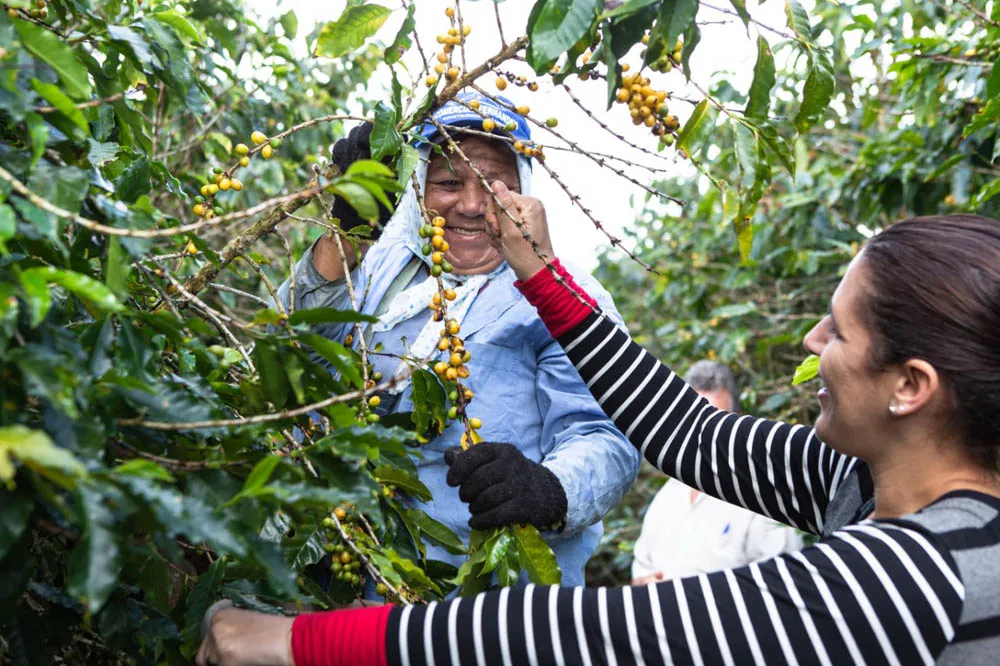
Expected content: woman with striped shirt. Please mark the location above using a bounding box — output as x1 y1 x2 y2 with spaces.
197 190 1000 666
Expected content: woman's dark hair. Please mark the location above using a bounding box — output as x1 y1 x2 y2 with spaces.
862 214 1000 469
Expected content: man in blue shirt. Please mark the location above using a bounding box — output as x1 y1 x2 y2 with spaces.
276 92 638 586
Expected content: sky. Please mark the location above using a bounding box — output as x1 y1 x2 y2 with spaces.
249 0 790 270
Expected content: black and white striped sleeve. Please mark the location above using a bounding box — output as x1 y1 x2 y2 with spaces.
385 521 965 666
556 312 858 534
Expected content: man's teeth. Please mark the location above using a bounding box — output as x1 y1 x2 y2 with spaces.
451 228 484 237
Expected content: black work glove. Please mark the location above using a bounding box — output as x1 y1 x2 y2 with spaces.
329 122 393 237
444 442 568 531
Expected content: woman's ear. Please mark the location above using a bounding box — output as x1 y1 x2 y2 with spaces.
889 358 940 417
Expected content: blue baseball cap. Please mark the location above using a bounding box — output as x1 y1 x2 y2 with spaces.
414 90 532 148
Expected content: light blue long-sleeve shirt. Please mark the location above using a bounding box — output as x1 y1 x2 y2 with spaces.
276 227 639 586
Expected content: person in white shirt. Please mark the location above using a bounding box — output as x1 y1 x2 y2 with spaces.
630 360 803 585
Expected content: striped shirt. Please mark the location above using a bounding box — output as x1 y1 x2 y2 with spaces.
376 311 1000 666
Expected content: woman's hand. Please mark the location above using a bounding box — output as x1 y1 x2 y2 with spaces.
196 603 296 666
485 180 555 281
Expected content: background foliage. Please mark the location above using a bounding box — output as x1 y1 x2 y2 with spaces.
587 0 1000 585
0 0 998 661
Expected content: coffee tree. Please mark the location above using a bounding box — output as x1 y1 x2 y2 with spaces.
0 0 933 661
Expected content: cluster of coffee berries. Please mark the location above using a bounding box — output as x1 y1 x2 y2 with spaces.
426 7 472 87
641 35 684 73
419 215 455 276
9 0 48 19
420 213 483 448
495 71 541 92
614 73 680 146
512 139 545 160
191 129 278 219
321 508 366 588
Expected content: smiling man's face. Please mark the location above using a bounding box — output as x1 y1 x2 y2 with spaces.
424 136 521 275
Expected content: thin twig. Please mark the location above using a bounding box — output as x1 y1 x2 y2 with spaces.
114 441 242 471
493 0 507 49
700 0 796 41
911 52 993 67
33 84 147 114
0 163 323 238
243 254 285 316
163 274 255 369
325 211 371 409
470 83 686 206
275 230 296 316
952 0 1000 28
560 85 676 164
207 283 272 308
116 371 411 430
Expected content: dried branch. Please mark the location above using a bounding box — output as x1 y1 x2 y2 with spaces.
33 84 146 114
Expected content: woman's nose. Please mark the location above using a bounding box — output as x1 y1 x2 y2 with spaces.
803 317 829 355
455 182 488 217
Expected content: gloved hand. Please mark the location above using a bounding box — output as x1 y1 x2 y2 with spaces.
444 442 568 531
329 122 393 236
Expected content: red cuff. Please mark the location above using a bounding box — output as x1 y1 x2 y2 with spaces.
514 258 598 339
291 605 391 666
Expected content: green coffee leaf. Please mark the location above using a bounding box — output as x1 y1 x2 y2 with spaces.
526 0 600 74
512 524 561 585
66 486 121 614
792 354 820 385
745 36 775 121
313 4 392 59
15 21 91 100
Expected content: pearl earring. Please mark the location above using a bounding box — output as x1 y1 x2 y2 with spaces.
889 405 899 415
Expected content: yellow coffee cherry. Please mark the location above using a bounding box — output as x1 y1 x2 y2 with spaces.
450 352 463 367
469 100 480 110
513 140 524 153
445 367 458 381
446 66 460 80
432 292 442 305
445 7 455 17
261 144 274 159
436 34 446 44
528 81 539 92
447 319 460 335
231 179 243 191
219 178 232 191
437 338 451 351
193 203 206 216
431 251 444 264
432 216 447 227
207 184 219 195
239 156 250 167
434 63 445 74
444 289 456 301
482 118 496 132
432 235 445 249
436 52 448 63
447 27 458 37
426 75 438 86
469 417 482 430
439 241 450 252
369 395 381 408
434 361 449 376
432 227 445 237
462 25 471 36
205 210 215 220
235 143 250 156
515 105 530 115
251 130 267 145
185 241 198 255
457 365 470 379
344 333 354 346
495 77 507 91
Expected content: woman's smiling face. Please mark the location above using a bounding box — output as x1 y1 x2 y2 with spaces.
424 136 520 276
803 253 900 457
